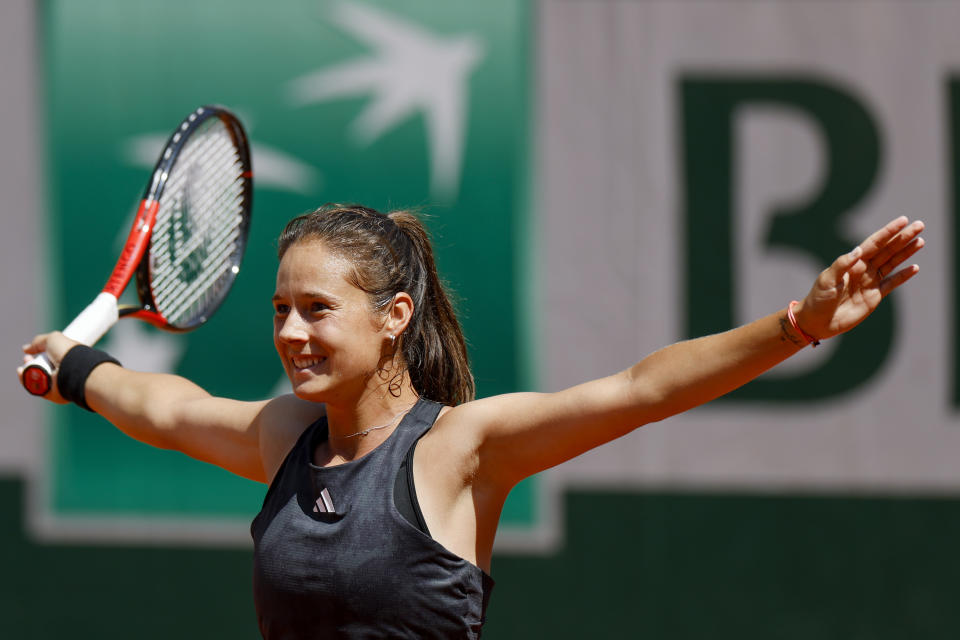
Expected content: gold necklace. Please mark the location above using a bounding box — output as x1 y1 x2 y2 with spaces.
331 403 416 440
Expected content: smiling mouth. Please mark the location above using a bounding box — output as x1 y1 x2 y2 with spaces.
291 356 326 371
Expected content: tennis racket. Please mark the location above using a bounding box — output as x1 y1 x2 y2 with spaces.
22 105 253 396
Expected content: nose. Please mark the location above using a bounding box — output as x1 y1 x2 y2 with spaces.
276 310 309 345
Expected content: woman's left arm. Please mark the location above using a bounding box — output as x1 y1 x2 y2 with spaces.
453 217 925 490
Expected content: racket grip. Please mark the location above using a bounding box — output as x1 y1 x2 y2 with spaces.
61 292 121 345
21 292 120 396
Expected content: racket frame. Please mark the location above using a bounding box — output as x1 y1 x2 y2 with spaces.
21 105 252 396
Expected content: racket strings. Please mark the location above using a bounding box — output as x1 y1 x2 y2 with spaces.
156 205 244 325
152 145 243 280
149 119 248 327
165 136 244 231
154 147 244 273
152 184 244 321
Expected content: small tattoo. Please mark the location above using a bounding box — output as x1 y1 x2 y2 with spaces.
779 317 805 346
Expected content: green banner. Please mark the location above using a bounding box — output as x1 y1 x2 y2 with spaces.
42 0 535 539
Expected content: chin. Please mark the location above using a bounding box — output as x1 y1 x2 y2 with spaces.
290 380 329 402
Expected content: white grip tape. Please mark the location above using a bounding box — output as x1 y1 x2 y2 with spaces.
61 292 120 345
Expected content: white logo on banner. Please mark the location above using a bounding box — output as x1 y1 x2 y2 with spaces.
288 1 485 201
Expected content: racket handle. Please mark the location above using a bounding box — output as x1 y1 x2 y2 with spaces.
21 292 120 396
62 292 121 345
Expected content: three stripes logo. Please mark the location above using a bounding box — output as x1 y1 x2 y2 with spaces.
313 488 336 514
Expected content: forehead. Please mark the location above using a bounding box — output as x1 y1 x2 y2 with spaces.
275 239 356 293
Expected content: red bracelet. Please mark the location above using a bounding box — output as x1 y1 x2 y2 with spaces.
787 300 820 347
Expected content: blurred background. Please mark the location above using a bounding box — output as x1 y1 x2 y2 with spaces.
3 0 960 637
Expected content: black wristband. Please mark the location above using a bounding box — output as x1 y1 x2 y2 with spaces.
57 345 121 412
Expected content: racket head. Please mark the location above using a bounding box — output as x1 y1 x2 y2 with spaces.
130 105 253 331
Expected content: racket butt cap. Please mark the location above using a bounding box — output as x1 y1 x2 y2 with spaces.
22 363 52 396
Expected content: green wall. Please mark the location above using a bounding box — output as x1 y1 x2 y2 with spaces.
4 476 960 638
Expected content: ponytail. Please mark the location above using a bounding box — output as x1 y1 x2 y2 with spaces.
388 211 475 405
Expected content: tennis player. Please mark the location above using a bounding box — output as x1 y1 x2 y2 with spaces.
20 204 924 638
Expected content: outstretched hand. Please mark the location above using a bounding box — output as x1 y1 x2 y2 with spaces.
792 216 925 342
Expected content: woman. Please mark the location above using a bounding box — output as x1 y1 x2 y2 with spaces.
20 204 924 638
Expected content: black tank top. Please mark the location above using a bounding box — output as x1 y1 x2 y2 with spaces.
251 398 494 638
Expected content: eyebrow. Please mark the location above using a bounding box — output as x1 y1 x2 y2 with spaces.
272 291 337 302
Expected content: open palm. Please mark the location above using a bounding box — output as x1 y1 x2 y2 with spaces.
795 216 925 341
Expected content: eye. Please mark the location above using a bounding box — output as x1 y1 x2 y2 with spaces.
273 302 290 315
310 302 329 314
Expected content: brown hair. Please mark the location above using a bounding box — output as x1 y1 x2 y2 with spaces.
277 204 475 405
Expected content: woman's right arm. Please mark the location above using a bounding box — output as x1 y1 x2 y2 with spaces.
20 331 322 484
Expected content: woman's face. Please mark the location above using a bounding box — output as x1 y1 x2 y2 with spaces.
273 239 389 402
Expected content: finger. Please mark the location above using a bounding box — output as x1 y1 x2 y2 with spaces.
856 216 912 261
877 236 925 280
22 334 50 356
868 220 925 270
880 263 920 297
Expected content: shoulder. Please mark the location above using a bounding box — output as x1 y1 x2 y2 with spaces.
415 395 534 482
424 399 484 445
419 382 637 489
424 393 541 443
428 392 545 438
257 394 326 485
412 396 540 530
414 402 475 474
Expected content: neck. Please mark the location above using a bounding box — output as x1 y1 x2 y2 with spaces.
323 375 420 461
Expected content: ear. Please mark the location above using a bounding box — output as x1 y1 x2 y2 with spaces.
383 291 414 340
